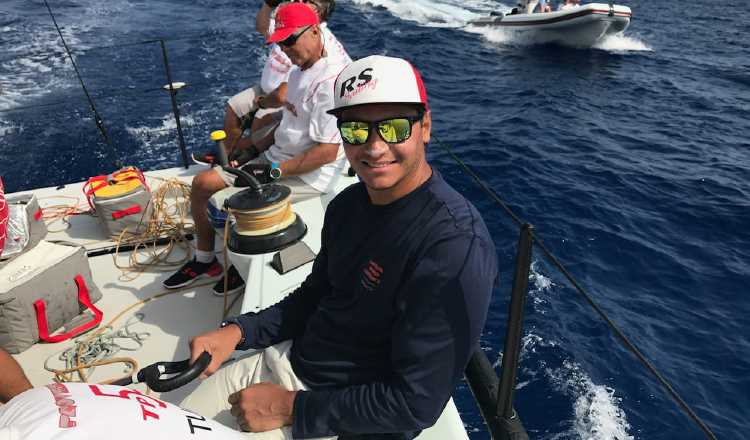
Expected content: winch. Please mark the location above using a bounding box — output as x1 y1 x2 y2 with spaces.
221 167 307 255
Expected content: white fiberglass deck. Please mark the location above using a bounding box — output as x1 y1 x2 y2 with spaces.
6 164 468 439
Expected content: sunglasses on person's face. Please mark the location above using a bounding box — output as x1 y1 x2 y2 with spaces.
279 26 312 48
338 114 424 145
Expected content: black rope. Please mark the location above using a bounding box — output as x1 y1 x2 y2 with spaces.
42 0 121 168
433 135 719 440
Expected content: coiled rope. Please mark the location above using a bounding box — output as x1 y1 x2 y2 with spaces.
433 135 718 440
112 178 193 281
230 201 294 235
44 280 217 385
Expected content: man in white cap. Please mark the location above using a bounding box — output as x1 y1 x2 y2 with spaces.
180 55 497 439
163 2 349 297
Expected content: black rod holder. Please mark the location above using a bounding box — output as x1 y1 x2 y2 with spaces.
496 224 534 427
159 39 189 169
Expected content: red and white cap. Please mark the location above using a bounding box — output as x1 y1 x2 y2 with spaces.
328 55 429 115
267 2 320 44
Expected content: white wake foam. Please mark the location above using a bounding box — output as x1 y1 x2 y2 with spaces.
349 0 501 27
547 359 634 440
528 261 556 314
126 112 198 154
0 23 90 111
594 34 653 52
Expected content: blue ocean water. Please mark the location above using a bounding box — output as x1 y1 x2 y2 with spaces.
1 0 748 439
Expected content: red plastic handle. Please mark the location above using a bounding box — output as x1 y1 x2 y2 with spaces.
34 275 103 343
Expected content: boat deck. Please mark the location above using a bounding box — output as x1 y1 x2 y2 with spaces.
10 165 231 404
5 165 468 438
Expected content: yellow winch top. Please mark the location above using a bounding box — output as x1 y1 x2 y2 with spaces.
210 130 227 142
94 168 145 198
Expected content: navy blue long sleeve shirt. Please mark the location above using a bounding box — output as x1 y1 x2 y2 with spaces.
233 170 497 439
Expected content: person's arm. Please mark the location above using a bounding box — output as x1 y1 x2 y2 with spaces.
292 232 498 437
255 82 288 111
279 142 340 176
0 348 32 403
277 80 342 176
256 2 275 36
190 209 333 375
232 209 333 350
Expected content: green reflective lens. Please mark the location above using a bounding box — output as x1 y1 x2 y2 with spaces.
339 115 420 145
378 118 411 143
340 121 370 145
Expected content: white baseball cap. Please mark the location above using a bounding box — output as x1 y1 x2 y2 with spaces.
328 55 429 115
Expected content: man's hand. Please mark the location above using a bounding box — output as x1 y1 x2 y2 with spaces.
228 146 259 167
229 383 297 432
189 324 243 378
239 163 281 185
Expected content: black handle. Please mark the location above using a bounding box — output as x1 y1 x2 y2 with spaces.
222 166 262 190
136 351 212 392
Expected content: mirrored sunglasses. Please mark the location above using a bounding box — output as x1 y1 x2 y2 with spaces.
338 114 423 145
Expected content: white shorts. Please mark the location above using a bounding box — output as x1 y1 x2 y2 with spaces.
228 85 283 120
180 341 336 439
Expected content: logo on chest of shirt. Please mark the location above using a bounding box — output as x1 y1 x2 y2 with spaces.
360 259 384 292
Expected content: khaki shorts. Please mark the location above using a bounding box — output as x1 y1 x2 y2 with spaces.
180 341 336 439
228 85 283 120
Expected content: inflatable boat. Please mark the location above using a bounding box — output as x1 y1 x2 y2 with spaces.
470 2 632 47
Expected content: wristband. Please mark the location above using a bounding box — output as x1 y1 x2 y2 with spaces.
220 318 246 349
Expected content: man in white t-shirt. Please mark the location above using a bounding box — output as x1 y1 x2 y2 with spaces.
208 0 349 162
163 2 350 296
0 383 248 440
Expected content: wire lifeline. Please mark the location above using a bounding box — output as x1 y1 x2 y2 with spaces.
432 135 719 440
42 0 121 169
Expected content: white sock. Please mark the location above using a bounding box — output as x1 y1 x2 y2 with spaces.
194 249 215 264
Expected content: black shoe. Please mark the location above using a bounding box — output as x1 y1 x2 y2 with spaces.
163 258 223 289
212 265 245 296
192 151 219 167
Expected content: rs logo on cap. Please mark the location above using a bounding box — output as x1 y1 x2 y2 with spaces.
340 68 374 98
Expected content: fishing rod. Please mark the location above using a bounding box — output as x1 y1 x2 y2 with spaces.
42 0 122 169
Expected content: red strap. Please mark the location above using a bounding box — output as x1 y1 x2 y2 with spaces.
0 177 7 258
83 176 108 211
34 275 103 343
111 204 142 220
